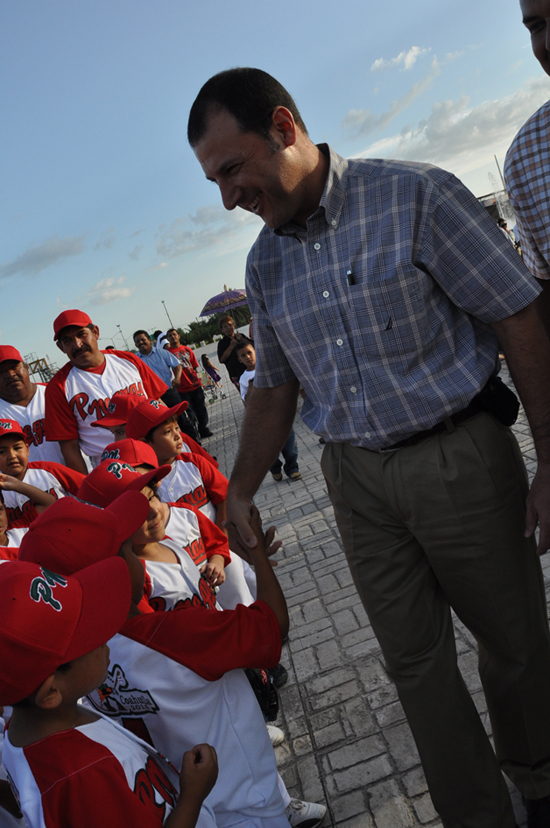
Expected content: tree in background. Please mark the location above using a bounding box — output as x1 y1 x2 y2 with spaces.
176 306 251 347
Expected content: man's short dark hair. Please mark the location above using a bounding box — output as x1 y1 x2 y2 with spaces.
235 340 254 355
167 328 178 336
133 330 150 341
188 68 307 146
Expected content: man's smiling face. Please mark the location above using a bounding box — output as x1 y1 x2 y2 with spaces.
521 0 550 75
194 107 307 230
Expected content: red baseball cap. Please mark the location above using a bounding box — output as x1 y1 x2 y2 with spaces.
53 309 93 341
126 398 188 440
18 491 151 574
0 558 131 705
91 392 144 430
0 419 30 443
100 438 159 468
0 346 23 367
77 459 171 508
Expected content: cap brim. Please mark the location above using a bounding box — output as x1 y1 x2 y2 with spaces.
125 464 171 494
105 491 151 540
91 416 126 429
65 558 131 663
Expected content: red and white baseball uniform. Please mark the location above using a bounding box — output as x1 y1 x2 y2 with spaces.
0 528 28 558
85 602 287 828
180 436 219 468
44 351 167 464
3 712 216 828
158 454 227 523
2 463 85 527
143 536 224 613
0 386 64 466
167 345 201 394
164 503 254 610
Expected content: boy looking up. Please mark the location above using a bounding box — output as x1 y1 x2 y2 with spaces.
0 554 219 828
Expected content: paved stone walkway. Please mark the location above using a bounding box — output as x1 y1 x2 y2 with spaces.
200 356 546 828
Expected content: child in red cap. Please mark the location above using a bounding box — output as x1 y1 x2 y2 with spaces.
0 550 218 828
18 497 326 828
0 419 84 527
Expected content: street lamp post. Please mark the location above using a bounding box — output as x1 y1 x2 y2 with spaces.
117 325 130 351
161 300 174 329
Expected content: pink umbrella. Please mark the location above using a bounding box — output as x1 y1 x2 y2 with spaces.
199 285 248 317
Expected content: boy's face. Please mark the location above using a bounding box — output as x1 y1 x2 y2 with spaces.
118 538 146 605
237 344 256 371
108 424 127 441
149 416 183 464
167 330 180 347
0 435 29 479
0 501 8 538
130 486 166 547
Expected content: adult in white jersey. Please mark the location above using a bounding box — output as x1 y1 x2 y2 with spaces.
45 310 167 472
0 347 64 465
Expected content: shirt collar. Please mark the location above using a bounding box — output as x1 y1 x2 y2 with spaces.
274 144 349 237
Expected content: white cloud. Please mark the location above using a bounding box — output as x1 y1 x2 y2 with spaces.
146 262 169 272
353 75 550 180
0 235 85 279
343 57 441 138
85 276 134 306
371 46 430 72
94 227 116 251
156 204 262 260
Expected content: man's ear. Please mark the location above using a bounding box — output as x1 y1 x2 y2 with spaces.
92 325 101 340
271 107 297 148
56 341 64 353
35 674 63 710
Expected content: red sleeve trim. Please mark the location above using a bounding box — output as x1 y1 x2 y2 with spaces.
44 364 79 442
176 455 228 505
28 462 85 495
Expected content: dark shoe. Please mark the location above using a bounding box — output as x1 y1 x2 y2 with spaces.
200 429 214 438
524 794 550 827
267 663 288 689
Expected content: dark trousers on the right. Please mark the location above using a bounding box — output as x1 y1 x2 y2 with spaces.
179 386 210 437
322 413 550 828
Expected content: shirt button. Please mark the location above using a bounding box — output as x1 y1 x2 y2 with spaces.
331 219 337 226
350 386 357 394
322 290 330 298
364 431 371 438
313 243 321 251
336 338 343 346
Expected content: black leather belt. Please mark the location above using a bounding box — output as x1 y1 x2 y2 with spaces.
373 394 484 453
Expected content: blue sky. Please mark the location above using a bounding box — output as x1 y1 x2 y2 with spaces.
2 0 550 366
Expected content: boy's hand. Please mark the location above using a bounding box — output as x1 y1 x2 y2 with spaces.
180 744 218 803
264 525 282 568
200 555 226 586
0 473 22 492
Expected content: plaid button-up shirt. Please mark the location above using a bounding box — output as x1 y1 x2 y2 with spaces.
505 99 550 280
246 146 540 449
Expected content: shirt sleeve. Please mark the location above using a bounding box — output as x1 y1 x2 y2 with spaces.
32 462 86 495
194 507 231 564
162 350 180 369
122 600 282 680
44 369 79 442
181 455 228 505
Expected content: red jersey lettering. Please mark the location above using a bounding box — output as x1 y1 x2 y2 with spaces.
175 485 208 510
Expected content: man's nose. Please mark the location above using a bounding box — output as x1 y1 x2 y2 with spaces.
219 182 240 212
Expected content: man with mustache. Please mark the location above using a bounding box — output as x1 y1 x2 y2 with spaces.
0 345 65 464
45 310 167 473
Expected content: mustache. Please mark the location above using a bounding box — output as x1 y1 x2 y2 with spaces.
72 345 91 358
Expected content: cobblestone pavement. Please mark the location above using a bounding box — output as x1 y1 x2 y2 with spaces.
201 357 545 828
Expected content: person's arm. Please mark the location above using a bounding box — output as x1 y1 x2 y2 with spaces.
59 439 88 474
219 334 245 364
534 278 550 340
247 506 289 638
164 744 218 828
491 301 550 554
226 378 300 558
0 473 56 513
200 554 226 586
214 500 227 534
172 364 183 387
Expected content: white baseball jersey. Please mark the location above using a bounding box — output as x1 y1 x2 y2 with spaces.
0 528 28 557
0 717 26 827
44 351 167 463
143 537 222 613
86 603 285 827
3 711 216 828
163 503 254 611
2 463 84 527
0 386 64 465
158 454 228 523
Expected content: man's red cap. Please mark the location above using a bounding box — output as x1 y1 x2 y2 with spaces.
0 419 30 443
53 309 93 341
0 346 23 367
18 491 151 574
91 392 144 430
0 558 131 705
100 438 159 468
126 398 188 440
77 459 171 508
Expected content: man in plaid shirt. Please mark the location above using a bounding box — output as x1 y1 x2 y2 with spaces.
505 0 550 336
189 68 550 827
